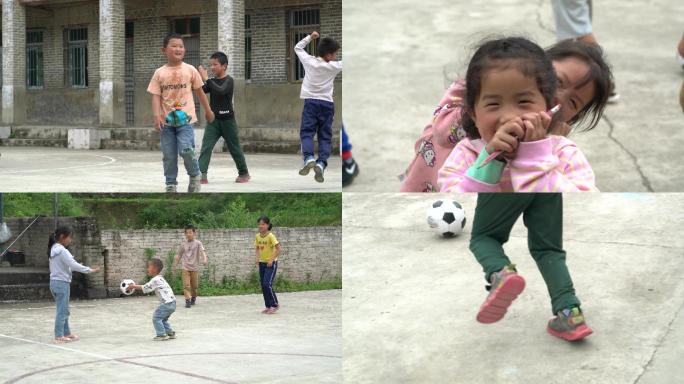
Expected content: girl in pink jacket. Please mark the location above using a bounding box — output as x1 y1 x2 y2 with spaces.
438 37 596 192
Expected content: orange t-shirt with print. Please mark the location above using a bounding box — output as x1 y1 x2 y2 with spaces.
147 62 204 125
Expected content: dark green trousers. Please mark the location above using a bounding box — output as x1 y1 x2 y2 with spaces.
469 193 580 314
198 118 249 176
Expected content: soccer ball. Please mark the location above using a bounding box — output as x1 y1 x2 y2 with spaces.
120 279 135 295
427 199 466 237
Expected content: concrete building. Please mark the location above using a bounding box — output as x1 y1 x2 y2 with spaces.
0 0 342 151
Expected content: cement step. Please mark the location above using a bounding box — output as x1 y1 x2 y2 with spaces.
11 126 68 139
0 267 50 285
0 283 53 301
0 138 67 147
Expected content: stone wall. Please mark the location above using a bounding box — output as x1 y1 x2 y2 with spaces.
1 216 106 298
101 226 341 296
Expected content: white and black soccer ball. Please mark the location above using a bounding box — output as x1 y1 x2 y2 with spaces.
427 199 466 237
120 279 135 295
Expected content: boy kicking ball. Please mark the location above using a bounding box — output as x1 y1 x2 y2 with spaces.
295 31 342 183
126 258 177 341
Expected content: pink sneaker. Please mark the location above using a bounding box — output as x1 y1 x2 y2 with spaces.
261 308 270 314
65 334 80 341
54 336 72 344
476 265 526 324
265 308 277 314
235 174 251 183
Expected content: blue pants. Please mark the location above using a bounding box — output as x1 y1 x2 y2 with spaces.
50 280 71 338
259 261 279 308
300 99 334 168
342 125 352 153
160 124 200 185
152 301 176 337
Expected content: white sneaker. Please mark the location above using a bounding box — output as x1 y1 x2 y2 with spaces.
188 175 201 193
299 158 316 176
314 163 325 183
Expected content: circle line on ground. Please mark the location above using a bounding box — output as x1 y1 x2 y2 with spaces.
1 154 117 174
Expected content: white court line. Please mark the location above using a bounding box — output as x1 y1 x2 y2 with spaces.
1 154 117 174
0 333 111 360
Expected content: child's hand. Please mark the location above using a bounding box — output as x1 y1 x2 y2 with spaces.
91 266 101 273
485 118 525 157
205 110 215 123
267 261 273 267
198 65 209 81
520 111 551 142
153 115 164 132
311 31 320 39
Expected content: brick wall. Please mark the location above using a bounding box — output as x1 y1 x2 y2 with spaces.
101 226 341 296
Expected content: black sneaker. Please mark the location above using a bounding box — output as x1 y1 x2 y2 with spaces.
185 300 191 308
191 297 196 306
342 158 359 187
167 331 176 339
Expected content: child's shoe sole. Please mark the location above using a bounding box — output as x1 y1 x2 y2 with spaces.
314 166 324 183
299 161 315 176
476 274 526 324
547 324 593 341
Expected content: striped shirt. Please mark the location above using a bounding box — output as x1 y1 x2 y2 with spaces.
438 136 597 192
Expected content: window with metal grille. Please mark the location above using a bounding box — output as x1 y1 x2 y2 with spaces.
125 22 135 126
64 27 88 88
245 14 252 81
288 9 320 81
26 30 44 88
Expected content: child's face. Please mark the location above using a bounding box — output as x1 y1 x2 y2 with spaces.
472 67 548 143
552 58 596 123
163 38 185 63
209 58 227 76
184 229 195 241
59 234 73 247
147 263 160 276
258 221 269 232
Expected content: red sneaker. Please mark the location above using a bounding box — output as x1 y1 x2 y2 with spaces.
476 265 526 324
547 307 593 341
235 174 251 183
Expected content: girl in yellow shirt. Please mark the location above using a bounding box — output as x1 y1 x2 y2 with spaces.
255 216 283 314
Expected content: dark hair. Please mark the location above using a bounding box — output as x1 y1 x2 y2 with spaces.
184 224 196 232
461 37 558 139
318 37 340 57
545 40 612 131
209 51 228 66
148 258 164 273
257 216 273 231
47 225 73 258
163 33 183 48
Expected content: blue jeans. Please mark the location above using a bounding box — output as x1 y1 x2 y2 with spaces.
300 99 334 168
152 301 176 337
259 261 279 308
160 124 201 185
50 280 71 338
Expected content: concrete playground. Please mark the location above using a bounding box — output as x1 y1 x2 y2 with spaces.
342 0 684 192
343 193 684 383
0 290 341 384
0 147 341 192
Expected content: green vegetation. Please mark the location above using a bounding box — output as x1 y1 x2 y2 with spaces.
2 193 341 229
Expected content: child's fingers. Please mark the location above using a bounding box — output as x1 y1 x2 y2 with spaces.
540 111 552 129
502 120 525 139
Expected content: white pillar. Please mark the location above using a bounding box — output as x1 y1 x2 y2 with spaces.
2 0 27 126
217 0 245 79
98 0 125 128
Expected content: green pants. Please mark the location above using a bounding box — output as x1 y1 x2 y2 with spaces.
469 193 580 314
198 118 249 176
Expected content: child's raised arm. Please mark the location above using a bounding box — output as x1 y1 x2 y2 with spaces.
294 32 317 65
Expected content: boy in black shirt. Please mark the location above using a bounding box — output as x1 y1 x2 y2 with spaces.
197 52 250 184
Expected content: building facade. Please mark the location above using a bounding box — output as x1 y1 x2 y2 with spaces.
0 0 342 149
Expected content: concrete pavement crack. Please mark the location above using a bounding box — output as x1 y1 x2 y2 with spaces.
632 295 684 384
603 114 654 192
